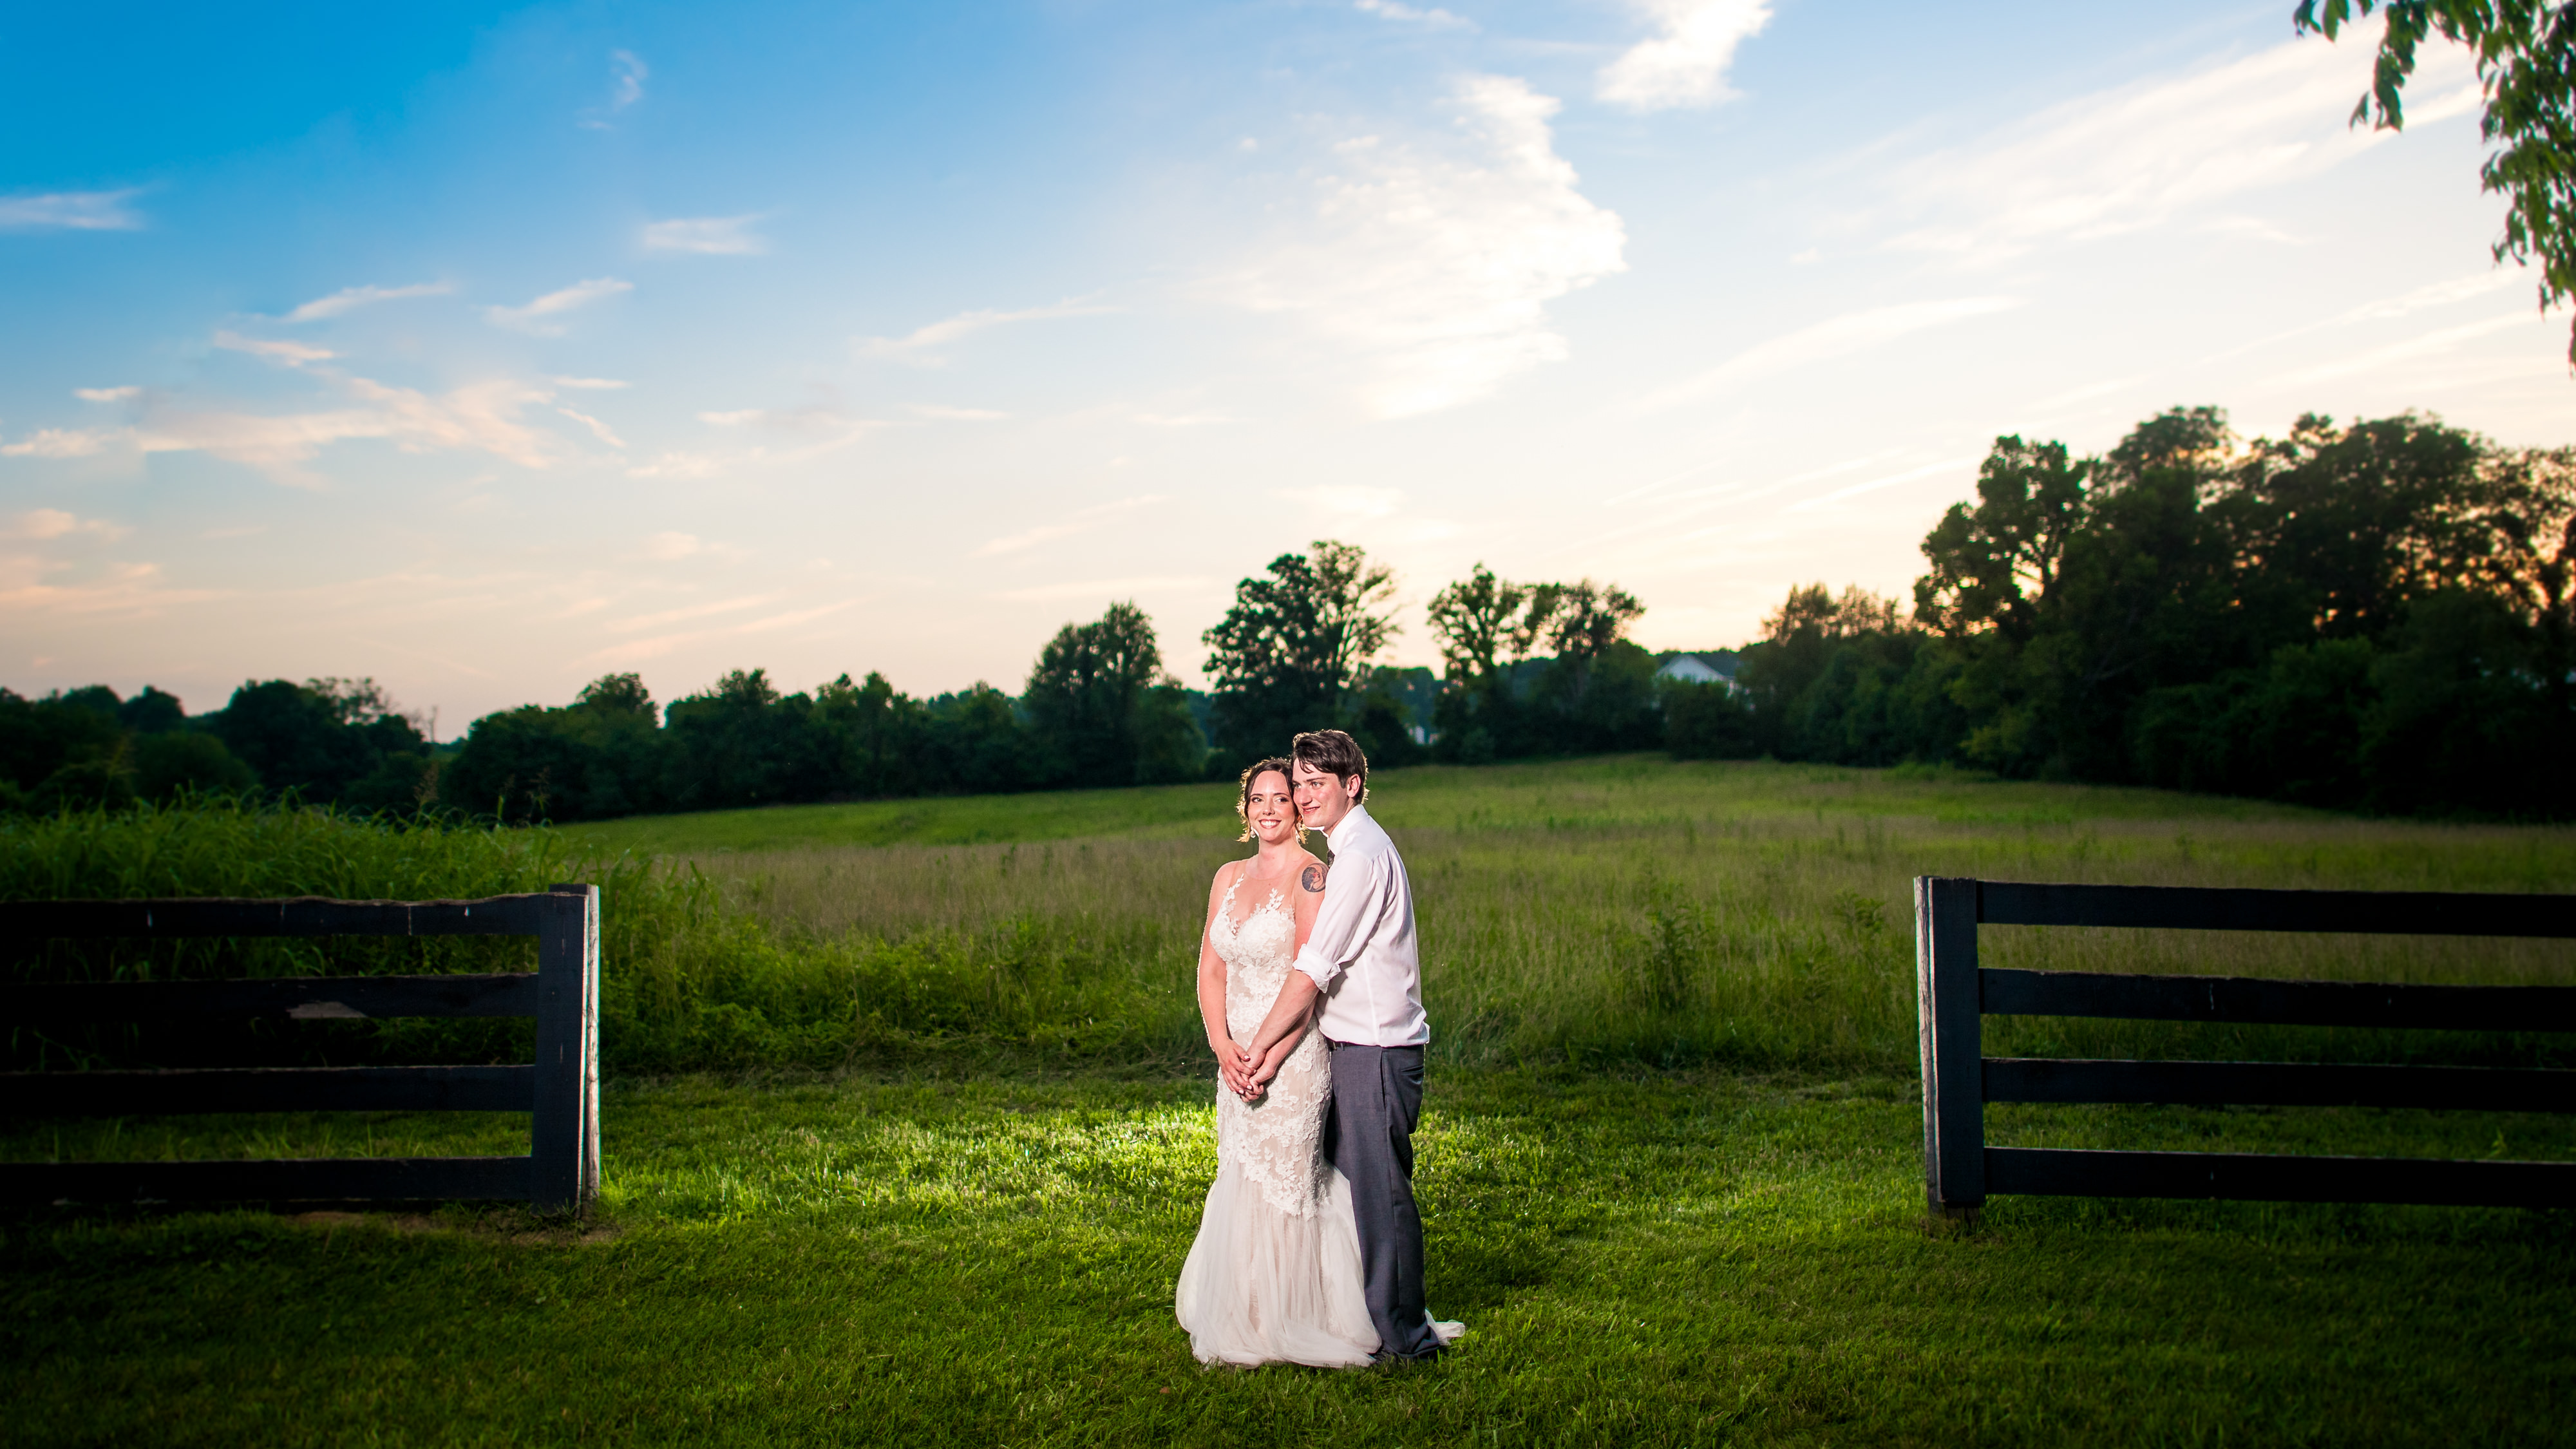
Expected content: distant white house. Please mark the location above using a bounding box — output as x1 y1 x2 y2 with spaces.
1655 652 1743 692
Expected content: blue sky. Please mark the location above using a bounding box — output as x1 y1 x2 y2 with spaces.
3 0 2564 726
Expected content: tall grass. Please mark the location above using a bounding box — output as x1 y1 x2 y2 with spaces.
11 760 2576 1077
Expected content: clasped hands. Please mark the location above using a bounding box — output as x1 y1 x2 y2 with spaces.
1215 1035 1293 1101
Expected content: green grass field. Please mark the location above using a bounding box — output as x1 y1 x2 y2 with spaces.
8 758 2576 1445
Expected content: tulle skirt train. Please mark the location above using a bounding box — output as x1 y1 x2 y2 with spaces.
1174 1160 1379 1368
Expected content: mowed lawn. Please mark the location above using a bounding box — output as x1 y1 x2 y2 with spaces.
8 758 2576 1445
8 1068 2573 1446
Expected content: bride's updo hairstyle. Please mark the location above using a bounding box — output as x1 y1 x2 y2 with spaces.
1235 756 1303 843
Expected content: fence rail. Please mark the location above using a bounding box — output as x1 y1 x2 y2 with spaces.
1 887 597 1212
1915 876 2576 1218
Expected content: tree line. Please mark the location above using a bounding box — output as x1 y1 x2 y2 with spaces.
8 402 2568 820
1675 407 2576 817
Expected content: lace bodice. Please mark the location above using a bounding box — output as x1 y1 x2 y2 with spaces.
1208 866 1332 1217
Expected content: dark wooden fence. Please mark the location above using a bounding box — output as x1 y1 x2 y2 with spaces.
1 886 599 1212
1915 878 2576 1218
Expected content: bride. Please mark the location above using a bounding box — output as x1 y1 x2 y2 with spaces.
1174 757 1379 1367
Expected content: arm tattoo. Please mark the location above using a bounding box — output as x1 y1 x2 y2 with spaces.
1300 864 1327 894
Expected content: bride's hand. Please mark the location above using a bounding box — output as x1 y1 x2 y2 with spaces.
1213 1037 1253 1096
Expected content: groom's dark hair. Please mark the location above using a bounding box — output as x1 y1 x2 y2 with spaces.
1291 729 1368 804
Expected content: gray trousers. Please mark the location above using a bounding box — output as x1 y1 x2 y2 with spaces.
1324 1041 1440 1358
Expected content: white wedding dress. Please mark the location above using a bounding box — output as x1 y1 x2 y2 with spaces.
1174 872 1380 1367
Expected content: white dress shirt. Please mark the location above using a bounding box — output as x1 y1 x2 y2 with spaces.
1293 802 1429 1046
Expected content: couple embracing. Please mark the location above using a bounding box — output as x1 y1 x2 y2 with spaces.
1175 728 1464 1368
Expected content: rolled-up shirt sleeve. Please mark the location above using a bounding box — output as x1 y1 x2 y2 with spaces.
1293 848 1384 992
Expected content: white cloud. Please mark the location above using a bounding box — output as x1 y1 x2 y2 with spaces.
609 593 780 631
213 330 336 366
583 600 857 667
2334 268 2528 324
641 215 768 255
484 278 633 336
1636 296 2021 412
1877 34 2479 261
1276 485 1406 519
855 298 1116 365
579 50 650 130
975 495 1168 556
74 386 139 402
1784 456 1978 513
1130 411 1241 428
555 405 627 449
639 531 703 560
283 281 455 322
904 403 1008 421
1598 0 1772 111
4 508 126 541
1204 74 1627 418
0 428 115 459
2271 310 2540 388
0 558 225 619
551 375 632 390
134 375 567 486
0 189 144 231
1354 0 1476 28
996 575 1211 603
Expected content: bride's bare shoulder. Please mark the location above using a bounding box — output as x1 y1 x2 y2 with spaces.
1207 858 1244 892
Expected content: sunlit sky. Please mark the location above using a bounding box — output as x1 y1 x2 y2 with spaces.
3 0 2566 728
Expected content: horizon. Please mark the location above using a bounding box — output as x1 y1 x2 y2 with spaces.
4 0 2567 727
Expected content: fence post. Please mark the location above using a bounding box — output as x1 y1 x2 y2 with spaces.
532 884 599 1215
1917 876 1984 1222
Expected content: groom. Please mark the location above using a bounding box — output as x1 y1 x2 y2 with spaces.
1239 728 1444 1361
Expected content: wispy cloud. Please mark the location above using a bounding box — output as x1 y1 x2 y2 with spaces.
3 508 127 541
555 405 627 449
2271 311 2540 388
1875 35 2479 262
608 592 781 631
133 375 569 486
1203 74 1626 418
551 375 632 390
583 600 857 666
283 281 455 322
0 428 116 459
639 531 704 561
1598 0 1772 111
0 189 144 231
974 495 1168 557
578 50 649 130
0 558 226 619
74 386 139 402
485 278 633 336
904 403 1008 421
1275 486 1405 520
996 575 1211 603
213 330 335 367
1784 456 1977 513
1635 296 2020 412
641 214 768 255
855 297 1115 365
1354 0 1476 28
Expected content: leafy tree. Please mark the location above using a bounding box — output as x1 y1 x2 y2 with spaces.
1424 564 1530 687
211 678 432 810
1023 601 1205 786
1200 540 1398 766
2295 0 2576 359
662 668 822 810
1542 580 1646 704
445 673 670 822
